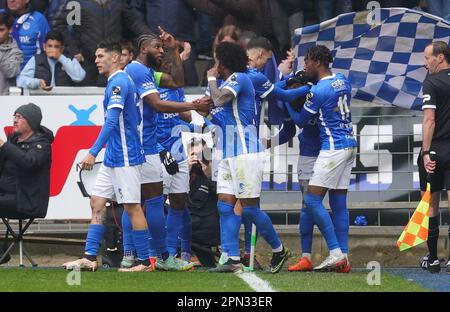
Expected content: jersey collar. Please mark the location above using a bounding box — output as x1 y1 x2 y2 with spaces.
320 73 336 81
108 69 125 81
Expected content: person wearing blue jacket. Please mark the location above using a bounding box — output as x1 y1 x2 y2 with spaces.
2 0 50 69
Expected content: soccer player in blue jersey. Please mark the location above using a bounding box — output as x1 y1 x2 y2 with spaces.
283 45 356 272
156 86 194 262
122 29 210 271
63 40 152 272
209 38 311 267
205 42 291 273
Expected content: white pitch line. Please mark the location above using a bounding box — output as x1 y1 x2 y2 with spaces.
237 272 277 292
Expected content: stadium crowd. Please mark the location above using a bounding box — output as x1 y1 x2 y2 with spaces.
0 0 447 93
1 0 450 275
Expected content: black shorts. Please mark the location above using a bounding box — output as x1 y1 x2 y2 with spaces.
417 141 450 192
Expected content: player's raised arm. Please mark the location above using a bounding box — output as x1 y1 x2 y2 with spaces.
207 65 235 107
158 26 184 88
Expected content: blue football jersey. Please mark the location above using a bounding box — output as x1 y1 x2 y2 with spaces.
102 70 144 167
156 87 192 162
298 116 321 157
246 67 274 128
303 73 357 150
208 72 262 158
125 60 159 155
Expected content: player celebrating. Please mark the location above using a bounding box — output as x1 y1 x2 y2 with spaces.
63 40 151 272
122 29 210 271
283 45 356 271
206 42 291 273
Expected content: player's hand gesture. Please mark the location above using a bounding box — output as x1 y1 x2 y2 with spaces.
80 153 96 171
158 26 177 49
180 42 191 61
207 65 218 78
193 96 212 114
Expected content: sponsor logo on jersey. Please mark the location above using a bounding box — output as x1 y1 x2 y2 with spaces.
20 35 31 43
163 113 179 119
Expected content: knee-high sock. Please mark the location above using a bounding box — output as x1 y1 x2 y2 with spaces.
181 207 192 254
427 216 439 262
304 193 340 252
85 224 106 256
217 200 241 258
146 195 166 257
219 212 229 254
242 205 282 250
329 193 349 254
300 208 314 254
242 213 253 254
166 207 184 256
133 229 150 261
121 212 135 256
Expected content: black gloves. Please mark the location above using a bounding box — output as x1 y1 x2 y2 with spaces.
159 150 179 175
286 70 313 88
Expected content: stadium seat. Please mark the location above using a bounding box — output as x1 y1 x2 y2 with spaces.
1 217 38 267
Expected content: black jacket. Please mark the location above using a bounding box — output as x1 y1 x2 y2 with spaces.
131 0 196 42
52 0 150 60
188 168 220 247
0 126 54 217
34 52 77 86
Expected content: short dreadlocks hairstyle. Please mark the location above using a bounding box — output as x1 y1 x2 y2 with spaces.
215 42 248 73
305 45 333 68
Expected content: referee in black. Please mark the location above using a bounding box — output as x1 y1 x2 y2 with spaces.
418 41 450 273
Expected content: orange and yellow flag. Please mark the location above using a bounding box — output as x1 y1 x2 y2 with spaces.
397 182 431 251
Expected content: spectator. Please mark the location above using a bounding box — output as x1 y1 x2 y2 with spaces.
185 0 290 59
17 30 85 90
52 0 150 86
426 0 450 21
0 12 22 95
130 0 199 86
2 0 50 69
279 0 304 44
315 0 352 22
196 12 213 61
119 39 134 69
198 25 241 86
353 0 421 11
0 103 53 263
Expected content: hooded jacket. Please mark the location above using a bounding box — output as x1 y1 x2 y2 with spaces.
0 126 54 217
0 36 23 95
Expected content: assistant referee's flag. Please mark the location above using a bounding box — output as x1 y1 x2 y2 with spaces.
397 182 430 251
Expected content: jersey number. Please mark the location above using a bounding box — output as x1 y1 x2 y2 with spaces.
338 94 350 120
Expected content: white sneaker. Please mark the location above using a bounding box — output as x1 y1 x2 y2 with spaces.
313 254 347 272
446 260 450 273
218 253 229 266
63 258 98 271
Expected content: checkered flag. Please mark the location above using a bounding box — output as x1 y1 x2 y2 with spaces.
294 8 450 110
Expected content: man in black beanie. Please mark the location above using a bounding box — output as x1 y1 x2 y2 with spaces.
0 103 54 264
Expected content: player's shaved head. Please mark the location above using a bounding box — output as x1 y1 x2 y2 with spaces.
247 37 273 52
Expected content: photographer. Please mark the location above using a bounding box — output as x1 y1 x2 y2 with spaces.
186 138 220 267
